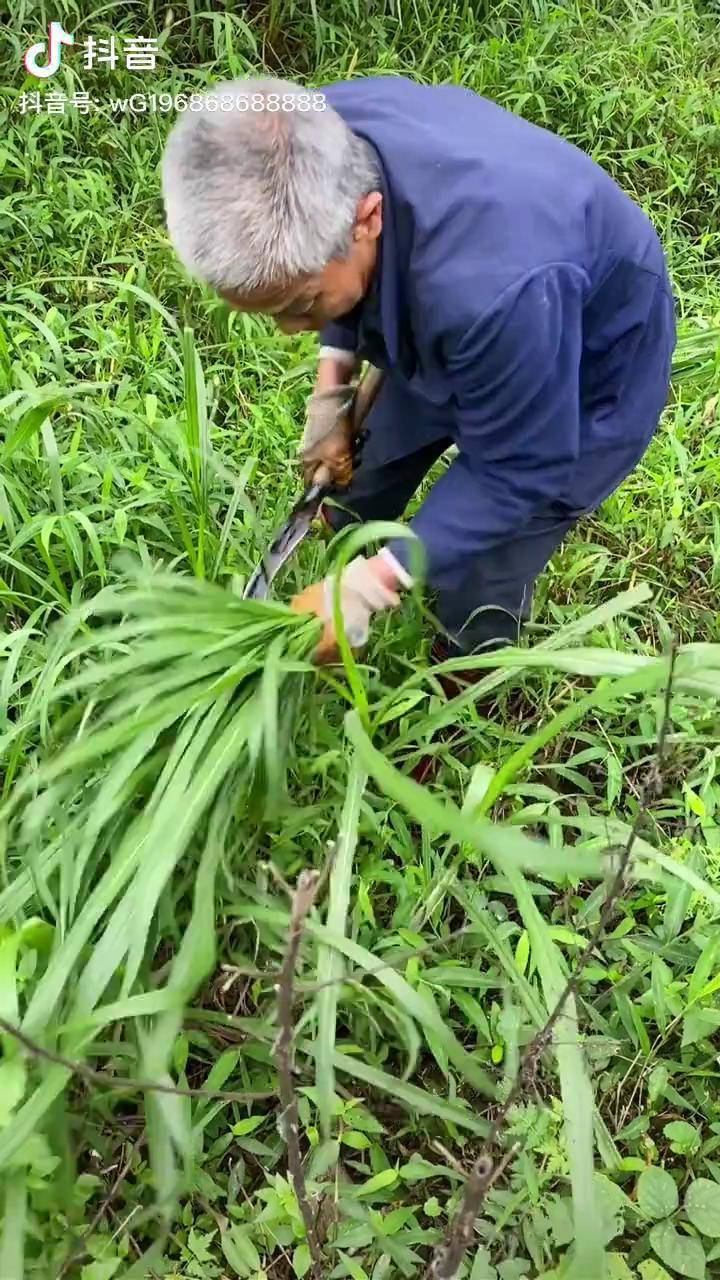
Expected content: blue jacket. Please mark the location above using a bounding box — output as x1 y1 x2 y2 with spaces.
321 77 676 586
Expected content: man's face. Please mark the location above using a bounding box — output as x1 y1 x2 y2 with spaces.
221 191 382 334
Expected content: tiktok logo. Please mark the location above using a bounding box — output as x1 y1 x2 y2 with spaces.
24 22 75 79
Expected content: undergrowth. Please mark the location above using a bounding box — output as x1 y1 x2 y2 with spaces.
1 2 720 1278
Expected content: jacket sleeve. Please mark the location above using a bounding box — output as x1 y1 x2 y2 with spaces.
389 265 587 590
319 315 360 353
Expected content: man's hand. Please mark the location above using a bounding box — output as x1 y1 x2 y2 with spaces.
291 554 402 663
301 385 356 488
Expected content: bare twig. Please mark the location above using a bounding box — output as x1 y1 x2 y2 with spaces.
424 644 677 1280
57 1136 142 1279
426 1145 520 1280
200 921 481 997
528 641 676 1057
430 1141 470 1178
0 1016 273 1105
274 869 324 1276
0 918 485 1135
303 920 480 996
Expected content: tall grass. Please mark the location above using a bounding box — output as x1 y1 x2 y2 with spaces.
2 0 720 1276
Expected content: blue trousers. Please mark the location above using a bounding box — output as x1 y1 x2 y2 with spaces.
327 384 582 656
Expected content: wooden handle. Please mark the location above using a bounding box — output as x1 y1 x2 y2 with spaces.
311 462 332 488
351 364 384 431
309 365 384 492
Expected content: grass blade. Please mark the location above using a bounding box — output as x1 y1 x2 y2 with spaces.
0 1172 26 1279
300 1040 490 1137
509 871 604 1279
315 756 366 1138
345 709 606 881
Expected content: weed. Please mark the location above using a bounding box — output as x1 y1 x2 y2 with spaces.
2 2 720 1278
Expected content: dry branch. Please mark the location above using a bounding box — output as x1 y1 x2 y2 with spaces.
0 1016 273 1105
57 1136 142 1279
274 868 324 1275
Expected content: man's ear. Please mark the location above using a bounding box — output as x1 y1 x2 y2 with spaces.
353 191 383 242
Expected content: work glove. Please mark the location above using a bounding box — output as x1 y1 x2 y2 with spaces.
301 384 357 489
291 554 402 664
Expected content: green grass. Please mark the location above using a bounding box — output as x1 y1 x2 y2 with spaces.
2 1 720 1277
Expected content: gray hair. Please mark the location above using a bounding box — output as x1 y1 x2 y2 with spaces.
161 77 380 294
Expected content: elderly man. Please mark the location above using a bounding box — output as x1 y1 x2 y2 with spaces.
162 76 675 663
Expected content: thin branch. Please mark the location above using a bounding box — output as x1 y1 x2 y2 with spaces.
424 644 677 1280
225 920 483 996
0 1016 273 1105
0 920 483 1125
274 868 324 1276
303 920 480 996
528 641 677 1056
57 1137 142 1280
426 1145 521 1280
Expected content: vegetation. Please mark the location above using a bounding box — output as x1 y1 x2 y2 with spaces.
2 1 720 1277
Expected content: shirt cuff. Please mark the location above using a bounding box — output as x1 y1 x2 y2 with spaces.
318 346 357 365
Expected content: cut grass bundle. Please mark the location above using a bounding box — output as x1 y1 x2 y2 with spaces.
0 572 319 1187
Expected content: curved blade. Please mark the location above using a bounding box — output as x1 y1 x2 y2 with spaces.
243 366 385 601
243 481 327 600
